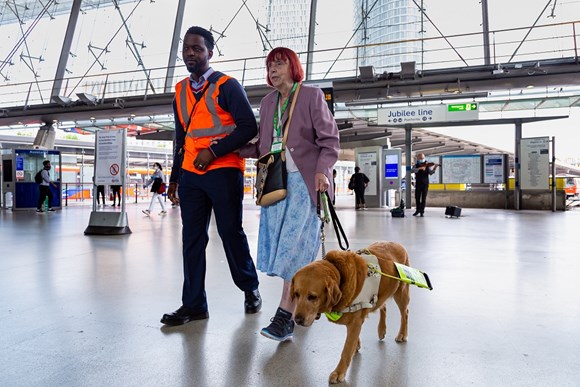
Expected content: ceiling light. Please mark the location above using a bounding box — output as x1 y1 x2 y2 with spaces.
52 95 72 107
77 92 99 105
358 66 375 83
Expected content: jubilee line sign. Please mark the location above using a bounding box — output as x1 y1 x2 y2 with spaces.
378 103 479 125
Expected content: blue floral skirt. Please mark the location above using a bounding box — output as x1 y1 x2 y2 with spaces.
257 171 321 281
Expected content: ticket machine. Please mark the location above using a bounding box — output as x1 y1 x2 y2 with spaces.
1 149 61 210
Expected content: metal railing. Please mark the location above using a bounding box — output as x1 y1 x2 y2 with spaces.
0 20 578 111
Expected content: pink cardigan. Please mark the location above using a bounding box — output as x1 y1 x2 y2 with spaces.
242 84 340 205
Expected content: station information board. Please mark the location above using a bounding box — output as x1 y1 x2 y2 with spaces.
442 155 481 184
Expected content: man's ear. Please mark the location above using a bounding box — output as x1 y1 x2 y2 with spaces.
208 50 213 60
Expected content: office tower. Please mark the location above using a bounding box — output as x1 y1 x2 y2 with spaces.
264 0 311 53
354 0 423 73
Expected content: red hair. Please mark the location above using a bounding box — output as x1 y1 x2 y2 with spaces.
265 47 304 86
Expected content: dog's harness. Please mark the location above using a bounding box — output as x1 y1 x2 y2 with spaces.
324 250 382 321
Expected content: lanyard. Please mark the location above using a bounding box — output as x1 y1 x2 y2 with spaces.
273 82 298 138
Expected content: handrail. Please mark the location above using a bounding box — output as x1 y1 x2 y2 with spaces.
1 20 579 110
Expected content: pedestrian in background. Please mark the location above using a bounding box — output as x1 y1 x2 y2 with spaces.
411 152 439 217
36 160 57 213
349 166 369 210
96 184 106 206
110 185 122 207
142 162 167 216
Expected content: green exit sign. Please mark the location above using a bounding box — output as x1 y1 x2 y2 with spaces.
448 103 478 112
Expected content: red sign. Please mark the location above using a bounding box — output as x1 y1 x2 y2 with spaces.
110 163 120 175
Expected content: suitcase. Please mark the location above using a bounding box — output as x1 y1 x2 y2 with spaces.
445 206 462 218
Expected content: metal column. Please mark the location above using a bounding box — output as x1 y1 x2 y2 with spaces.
305 0 318 80
481 0 491 65
405 124 413 209
51 0 82 98
165 0 186 93
514 120 522 210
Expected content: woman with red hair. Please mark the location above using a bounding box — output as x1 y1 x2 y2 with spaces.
242 47 340 341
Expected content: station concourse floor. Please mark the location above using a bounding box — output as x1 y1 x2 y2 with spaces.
1 195 579 387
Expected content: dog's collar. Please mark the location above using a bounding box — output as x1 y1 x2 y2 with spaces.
324 311 343 321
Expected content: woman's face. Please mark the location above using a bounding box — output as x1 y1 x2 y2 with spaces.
268 57 292 90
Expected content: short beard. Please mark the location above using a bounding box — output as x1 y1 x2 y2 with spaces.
186 59 207 77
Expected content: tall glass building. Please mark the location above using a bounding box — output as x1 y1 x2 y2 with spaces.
354 0 423 73
264 0 311 53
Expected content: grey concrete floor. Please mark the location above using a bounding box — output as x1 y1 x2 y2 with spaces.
1 195 579 387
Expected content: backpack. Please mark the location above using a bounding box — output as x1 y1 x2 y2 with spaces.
34 169 43 184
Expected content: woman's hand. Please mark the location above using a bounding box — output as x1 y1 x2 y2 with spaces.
315 172 330 192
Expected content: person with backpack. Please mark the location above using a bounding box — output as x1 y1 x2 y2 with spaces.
161 26 261 327
36 160 57 213
349 166 370 210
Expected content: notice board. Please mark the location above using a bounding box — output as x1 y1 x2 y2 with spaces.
520 137 549 190
442 155 481 184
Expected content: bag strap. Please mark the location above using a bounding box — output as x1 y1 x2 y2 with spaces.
281 82 301 149
317 191 349 259
183 71 224 133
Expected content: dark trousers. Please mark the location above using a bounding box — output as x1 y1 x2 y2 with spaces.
354 188 366 207
178 168 259 312
111 188 121 205
37 185 53 209
96 185 105 204
415 183 429 214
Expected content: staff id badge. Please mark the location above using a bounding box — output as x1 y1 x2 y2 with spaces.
270 139 283 153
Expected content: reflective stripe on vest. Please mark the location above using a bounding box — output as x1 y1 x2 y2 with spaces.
175 75 244 174
177 80 236 138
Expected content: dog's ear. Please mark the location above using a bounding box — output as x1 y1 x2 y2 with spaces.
324 280 342 310
324 250 367 311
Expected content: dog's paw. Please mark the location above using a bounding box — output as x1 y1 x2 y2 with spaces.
395 334 407 343
378 330 386 341
329 370 346 384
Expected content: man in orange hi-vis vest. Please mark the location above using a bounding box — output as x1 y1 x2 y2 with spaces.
160 26 261 326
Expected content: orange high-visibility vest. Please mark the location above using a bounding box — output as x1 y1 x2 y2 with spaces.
175 74 244 174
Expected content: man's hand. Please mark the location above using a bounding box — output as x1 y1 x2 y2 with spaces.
168 182 179 205
193 148 216 172
315 172 330 192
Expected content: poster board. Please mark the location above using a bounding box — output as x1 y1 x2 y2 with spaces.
483 154 505 184
520 137 549 190
442 155 481 184
95 130 124 185
426 156 440 184
357 151 377 194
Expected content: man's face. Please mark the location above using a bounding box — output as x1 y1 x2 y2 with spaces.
45 163 51 170
182 34 212 76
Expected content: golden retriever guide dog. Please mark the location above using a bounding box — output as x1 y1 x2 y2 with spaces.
291 241 410 384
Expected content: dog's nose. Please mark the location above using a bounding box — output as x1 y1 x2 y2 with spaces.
294 315 305 326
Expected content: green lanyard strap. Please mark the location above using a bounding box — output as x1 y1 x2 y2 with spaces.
273 82 299 138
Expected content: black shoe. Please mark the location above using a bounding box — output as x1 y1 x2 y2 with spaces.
420 213 424 217
413 211 419 216
160 306 208 326
261 308 294 341
244 289 262 314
